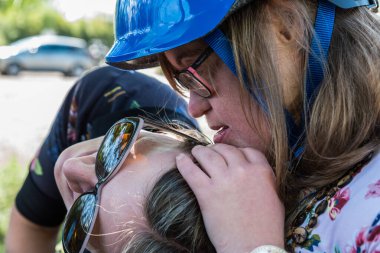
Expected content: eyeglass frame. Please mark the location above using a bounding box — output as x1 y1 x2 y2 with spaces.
173 46 214 98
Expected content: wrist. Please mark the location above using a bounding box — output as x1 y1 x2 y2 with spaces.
250 245 287 253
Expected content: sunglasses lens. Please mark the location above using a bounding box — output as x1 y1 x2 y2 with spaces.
62 193 97 253
96 121 137 180
177 72 211 97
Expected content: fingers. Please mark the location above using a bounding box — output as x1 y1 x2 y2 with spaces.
176 153 211 196
191 145 229 177
239 147 275 177
190 144 259 178
208 143 247 167
239 147 268 165
177 144 284 253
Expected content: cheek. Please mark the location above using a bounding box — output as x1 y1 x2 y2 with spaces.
212 69 248 120
213 68 271 149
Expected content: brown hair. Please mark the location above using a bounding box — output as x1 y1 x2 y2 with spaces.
120 128 215 253
160 0 380 209
123 169 215 253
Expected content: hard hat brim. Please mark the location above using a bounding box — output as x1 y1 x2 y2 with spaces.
105 0 236 69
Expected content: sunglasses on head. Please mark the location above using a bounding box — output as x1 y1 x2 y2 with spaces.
62 117 209 253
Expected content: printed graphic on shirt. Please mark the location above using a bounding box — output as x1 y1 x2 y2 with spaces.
341 223 380 253
328 188 350 220
67 96 78 143
130 100 141 109
365 179 380 199
104 86 126 103
30 157 43 176
301 234 321 252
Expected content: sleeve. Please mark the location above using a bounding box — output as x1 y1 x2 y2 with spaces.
15 83 77 227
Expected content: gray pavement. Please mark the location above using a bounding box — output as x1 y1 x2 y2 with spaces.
0 72 76 166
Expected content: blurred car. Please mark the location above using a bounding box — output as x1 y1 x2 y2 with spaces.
0 35 96 76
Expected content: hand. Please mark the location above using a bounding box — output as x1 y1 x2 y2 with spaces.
176 144 285 253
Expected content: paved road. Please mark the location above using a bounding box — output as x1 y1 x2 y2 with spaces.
0 72 76 166
0 70 214 167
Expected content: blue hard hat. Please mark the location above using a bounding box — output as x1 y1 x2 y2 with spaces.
105 0 377 69
106 0 238 69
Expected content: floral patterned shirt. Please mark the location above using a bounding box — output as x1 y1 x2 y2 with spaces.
293 152 380 253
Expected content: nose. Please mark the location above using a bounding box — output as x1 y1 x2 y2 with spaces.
61 154 98 194
187 91 211 118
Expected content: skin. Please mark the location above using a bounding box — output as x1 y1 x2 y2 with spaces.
54 131 188 253
165 2 301 252
165 40 270 151
5 208 59 253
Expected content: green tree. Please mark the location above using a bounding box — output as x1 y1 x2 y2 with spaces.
0 0 114 48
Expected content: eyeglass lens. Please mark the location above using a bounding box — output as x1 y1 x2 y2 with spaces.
62 193 97 253
96 121 136 181
175 46 213 98
177 71 211 98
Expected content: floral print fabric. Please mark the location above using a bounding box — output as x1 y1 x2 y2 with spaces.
293 152 380 253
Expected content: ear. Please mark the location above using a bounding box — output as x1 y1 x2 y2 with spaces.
267 0 298 45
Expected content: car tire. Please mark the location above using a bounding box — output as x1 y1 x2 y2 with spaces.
4 64 21 75
65 65 85 77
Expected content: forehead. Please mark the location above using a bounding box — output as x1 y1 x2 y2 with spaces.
124 130 190 176
164 39 208 64
95 130 189 250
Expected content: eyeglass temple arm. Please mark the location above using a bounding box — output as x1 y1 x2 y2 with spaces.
142 118 212 146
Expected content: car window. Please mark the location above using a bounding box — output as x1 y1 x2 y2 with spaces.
37 45 87 54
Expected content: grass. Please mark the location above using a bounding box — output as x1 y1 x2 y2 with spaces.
0 156 65 253
0 156 26 252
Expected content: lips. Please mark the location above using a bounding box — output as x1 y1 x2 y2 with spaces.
213 126 229 143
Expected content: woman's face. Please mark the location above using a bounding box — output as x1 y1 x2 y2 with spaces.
165 40 270 152
55 130 187 252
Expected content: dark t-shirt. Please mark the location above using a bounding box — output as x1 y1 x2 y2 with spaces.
15 66 197 227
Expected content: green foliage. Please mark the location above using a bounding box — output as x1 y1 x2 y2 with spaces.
0 157 27 252
0 0 114 47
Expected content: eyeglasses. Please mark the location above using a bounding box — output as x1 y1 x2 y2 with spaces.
174 46 214 98
61 117 210 253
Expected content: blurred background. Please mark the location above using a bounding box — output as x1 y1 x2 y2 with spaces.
0 0 213 251
0 1 114 250
4 1 376 251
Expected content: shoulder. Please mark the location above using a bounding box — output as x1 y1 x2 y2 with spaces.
75 66 172 96
292 152 380 253
75 65 134 91
312 152 380 252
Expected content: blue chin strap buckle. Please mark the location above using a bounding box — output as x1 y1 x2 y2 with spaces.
204 0 374 162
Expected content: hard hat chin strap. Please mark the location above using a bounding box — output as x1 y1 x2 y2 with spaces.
203 29 237 76
293 0 336 160
204 28 269 112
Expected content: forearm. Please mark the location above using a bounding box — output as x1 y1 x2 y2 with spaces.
5 206 60 253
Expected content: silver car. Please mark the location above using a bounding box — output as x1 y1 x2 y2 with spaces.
0 35 96 76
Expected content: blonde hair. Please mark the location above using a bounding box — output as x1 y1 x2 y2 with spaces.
227 0 380 206
160 0 380 209
120 127 214 253
122 168 215 253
